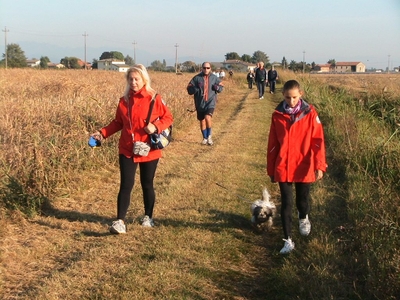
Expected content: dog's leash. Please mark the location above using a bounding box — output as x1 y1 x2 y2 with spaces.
215 182 253 204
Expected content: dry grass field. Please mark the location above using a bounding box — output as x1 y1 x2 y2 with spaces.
0 68 399 299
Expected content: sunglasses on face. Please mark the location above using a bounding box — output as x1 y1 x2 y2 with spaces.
203 67 211 69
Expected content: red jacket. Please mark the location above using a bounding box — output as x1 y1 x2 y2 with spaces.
267 100 327 183
100 87 173 163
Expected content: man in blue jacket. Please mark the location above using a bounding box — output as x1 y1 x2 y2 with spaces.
187 62 224 145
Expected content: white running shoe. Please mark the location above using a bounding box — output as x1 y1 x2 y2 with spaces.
280 238 295 254
109 219 126 234
207 135 213 145
299 215 311 236
201 138 208 145
141 215 154 228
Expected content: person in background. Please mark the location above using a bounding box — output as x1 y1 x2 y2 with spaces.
187 62 224 145
247 70 255 89
253 63 260 91
268 65 279 94
91 64 173 233
219 70 225 79
267 80 327 254
254 61 267 99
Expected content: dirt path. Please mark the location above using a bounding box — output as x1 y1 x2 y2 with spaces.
1 80 285 299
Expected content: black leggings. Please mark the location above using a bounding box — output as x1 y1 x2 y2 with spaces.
117 155 159 220
278 182 311 239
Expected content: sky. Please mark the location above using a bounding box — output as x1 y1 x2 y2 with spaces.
0 0 399 70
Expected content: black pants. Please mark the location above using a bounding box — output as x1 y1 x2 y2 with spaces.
248 80 253 89
117 155 159 220
278 182 311 239
269 80 276 93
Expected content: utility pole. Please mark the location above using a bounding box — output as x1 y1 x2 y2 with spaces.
2 26 9 69
82 32 88 69
132 41 137 64
174 43 179 73
387 54 390 73
302 51 305 73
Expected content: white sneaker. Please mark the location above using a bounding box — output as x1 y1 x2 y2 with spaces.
109 219 126 234
207 135 213 145
201 138 208 145
141 215 154 228
280 238 295 254
299 215 311 236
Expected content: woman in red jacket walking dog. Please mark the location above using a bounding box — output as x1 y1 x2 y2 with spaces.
267 80 327 254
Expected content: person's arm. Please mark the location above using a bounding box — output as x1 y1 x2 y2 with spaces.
267 117 279 180
145 95 173 134
311 110 328 174
99 102 124 138
187 77 199 95
211 77 224 93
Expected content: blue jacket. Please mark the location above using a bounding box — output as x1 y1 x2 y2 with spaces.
187 72 223 111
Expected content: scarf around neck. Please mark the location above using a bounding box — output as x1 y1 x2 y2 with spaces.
283 99 302 115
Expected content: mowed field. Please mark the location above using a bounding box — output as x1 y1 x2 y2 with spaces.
0 69 399 299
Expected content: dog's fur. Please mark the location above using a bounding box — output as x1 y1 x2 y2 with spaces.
250 188 276 230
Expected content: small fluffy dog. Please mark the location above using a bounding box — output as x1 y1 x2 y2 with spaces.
250 188 276 230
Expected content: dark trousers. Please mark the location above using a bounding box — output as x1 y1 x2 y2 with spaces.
278 182 311 239
248 80 253 89
256 81 265 97
269 80 276 93
117 155 159 220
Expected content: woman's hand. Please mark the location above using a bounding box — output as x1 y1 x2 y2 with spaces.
91 131 103 141
144 123 158 134
316 170 324 181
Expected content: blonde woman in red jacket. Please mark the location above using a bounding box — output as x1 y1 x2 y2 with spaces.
267 80 327 254
91 64 173 233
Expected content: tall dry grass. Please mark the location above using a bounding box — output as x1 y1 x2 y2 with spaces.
0 68 399 299
0 69 195 216
279 70 400 299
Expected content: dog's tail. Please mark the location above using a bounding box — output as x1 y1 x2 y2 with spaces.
262 188 276 211
262 188 271 202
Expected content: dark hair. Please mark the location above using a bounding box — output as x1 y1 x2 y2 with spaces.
283 80 301 92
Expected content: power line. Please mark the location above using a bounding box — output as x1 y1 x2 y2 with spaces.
83 32 88 69
132 41 137 64
2 26 9 69
174 43 179 73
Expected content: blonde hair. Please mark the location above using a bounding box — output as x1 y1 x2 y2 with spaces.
123 64 156 100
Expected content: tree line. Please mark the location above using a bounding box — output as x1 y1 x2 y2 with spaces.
1 43 333 73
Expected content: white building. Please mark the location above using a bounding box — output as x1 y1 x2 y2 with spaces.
97 59 129 72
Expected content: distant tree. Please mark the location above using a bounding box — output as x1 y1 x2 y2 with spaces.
162 59 167 69
99 51 124 61
60 57 80 69
225 52 241 60
99 52 112 60
289 60 299 71
40 56 50 68
110 51 124 61
2 43 28 68
91 59 98 69
327 59 336 66
281 56 288 69
150 60 165 71
181 61 197 72
241 54 252 63
311 61 316 70
125 55 134 66
251 50 269 65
